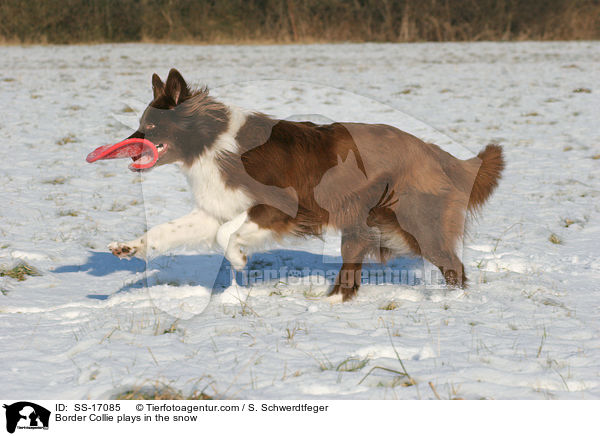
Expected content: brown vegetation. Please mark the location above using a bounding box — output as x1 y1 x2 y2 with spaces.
0 0 598 44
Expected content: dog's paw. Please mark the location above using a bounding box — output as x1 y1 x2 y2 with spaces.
108 241 142 259
226 245 247 271
325 294 344 304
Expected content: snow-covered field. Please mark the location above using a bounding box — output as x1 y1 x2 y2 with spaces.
1 42 599 399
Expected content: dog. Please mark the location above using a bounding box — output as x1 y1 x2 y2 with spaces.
105 68 504 301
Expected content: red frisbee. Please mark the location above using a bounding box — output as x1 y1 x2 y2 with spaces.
86 138 159 171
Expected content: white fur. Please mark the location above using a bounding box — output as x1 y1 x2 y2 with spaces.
326 294 344 304
380 231 412 256
181 105 253 222
109 208 220 259
216 211 248 250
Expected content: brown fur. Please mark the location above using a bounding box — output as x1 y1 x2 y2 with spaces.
468 144 505 211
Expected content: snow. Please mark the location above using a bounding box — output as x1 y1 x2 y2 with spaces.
1 41 599 399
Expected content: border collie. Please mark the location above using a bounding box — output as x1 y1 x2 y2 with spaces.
102 68 504 301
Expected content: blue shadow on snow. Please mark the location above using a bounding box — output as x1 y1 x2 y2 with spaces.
54 250 425 300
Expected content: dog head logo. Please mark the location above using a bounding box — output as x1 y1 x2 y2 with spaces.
3 402 50 433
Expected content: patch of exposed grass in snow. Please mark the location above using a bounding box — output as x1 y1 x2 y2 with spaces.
108 201 127 212
57 209 79 217
379 301 400 311
43 176 67 185
549 233 563 245
0 261 40 282
56 134 77 145
114 383 214 400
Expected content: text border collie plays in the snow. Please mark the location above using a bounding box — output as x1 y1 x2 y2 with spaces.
89 69 504 301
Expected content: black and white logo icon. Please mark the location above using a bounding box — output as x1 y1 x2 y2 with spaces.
3 402 50 434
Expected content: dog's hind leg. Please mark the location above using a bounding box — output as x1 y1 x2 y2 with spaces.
421 246 466 288
109 208 220 259
329 230 369 302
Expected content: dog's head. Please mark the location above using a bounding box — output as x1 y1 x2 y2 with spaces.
88 69 229 171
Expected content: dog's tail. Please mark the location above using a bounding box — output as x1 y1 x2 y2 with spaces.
468 144 505 212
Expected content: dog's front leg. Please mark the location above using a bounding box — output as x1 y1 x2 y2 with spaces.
109 208 220 259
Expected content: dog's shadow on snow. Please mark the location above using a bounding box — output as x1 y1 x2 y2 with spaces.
56 249 426 300
53 251 147 276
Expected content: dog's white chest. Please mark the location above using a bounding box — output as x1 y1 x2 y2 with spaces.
183 152 252 222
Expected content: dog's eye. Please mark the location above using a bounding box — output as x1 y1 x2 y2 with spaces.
145 123 156 130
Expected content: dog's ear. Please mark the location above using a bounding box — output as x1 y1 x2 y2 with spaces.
152 73 165 100
165 68 190 105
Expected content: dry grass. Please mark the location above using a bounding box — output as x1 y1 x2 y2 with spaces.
379 301 400 311
1 0 598 44
56 134 77 145
336 357 370 372
359 324 416 387
0 261 40 281
549 233 563 245
58 209 79 217
114 383 213 400
43 176 67 185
